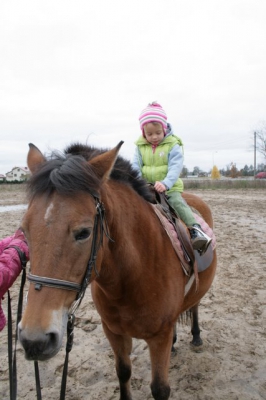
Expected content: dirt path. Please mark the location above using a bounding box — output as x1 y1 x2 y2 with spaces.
0 187 265 399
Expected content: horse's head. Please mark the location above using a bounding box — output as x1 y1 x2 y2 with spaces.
19 142 123 361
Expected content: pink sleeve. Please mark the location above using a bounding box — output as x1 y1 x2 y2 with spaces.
0 231 29 299
0 235 16 254
0 247 23 299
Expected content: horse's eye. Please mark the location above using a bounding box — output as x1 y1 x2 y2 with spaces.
74 228 91 241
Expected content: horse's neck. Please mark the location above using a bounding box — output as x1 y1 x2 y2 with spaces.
99 186 159 281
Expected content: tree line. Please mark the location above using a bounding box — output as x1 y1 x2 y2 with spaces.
181 125 266 178
181 162 266 178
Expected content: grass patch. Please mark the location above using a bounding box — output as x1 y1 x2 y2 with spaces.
183 178 266 190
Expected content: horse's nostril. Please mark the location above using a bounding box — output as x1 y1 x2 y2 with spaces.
48 332 58 347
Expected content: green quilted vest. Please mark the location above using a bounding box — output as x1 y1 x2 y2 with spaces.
135 134 184 193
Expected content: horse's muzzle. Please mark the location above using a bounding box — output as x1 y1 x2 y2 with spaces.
18 325 61 361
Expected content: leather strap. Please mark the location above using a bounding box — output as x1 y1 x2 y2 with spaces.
27 273 81 292
7 246 27 400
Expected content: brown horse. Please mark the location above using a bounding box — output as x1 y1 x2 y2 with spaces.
19 142 217 400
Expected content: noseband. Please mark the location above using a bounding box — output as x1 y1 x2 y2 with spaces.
27 197 111 315
27 274 81 292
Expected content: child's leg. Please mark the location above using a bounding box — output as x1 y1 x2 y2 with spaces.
167 191 212 253
167 191 197 226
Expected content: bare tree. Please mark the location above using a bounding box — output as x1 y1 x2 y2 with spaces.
254 125 266 161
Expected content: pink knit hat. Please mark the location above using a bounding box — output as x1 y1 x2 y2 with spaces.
139 102 167 135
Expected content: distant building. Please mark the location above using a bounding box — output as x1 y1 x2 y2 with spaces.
5 166 30 182
0 174 5 182
198 172 208 177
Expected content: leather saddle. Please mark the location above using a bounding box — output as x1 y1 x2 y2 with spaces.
149 187 195 274
149 186 214 285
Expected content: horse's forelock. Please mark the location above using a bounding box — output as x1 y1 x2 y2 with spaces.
27 153 101 199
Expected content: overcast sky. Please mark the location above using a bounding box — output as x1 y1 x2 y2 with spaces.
1 0 266 175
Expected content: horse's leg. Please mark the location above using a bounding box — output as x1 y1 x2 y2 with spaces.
190 303 203 346
102 321 133 400
171 324 177 353
147 329 173 400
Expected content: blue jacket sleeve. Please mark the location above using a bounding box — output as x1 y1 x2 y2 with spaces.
131 147 142 176
161 144 183 190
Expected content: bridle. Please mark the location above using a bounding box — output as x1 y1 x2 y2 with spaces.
25 197 112 400
20 196 112 400
28 197 110 310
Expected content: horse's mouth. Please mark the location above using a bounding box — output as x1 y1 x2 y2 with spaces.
23 341 61 361
19 328 62 361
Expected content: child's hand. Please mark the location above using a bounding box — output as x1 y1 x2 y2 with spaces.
154 181 167 193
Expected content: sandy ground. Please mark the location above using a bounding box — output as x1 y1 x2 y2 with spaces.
0 186 265 400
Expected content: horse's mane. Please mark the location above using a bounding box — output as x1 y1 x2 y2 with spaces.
27 142 154 202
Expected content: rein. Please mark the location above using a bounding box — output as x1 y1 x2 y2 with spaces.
10 197 112 400
7 246 28 400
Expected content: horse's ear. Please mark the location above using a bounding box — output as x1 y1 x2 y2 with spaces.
27 143 46 174
89 141 124 181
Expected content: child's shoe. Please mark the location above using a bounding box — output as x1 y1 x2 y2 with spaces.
190 224 212 254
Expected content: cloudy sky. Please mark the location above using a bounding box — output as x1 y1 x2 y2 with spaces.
1 0 266 175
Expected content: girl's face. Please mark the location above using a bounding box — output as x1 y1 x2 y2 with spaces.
143 122 165 145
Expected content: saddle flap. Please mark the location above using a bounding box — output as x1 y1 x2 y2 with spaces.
152 190 195 269
152 204 193 276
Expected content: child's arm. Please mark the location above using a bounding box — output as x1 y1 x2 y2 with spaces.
131 147 143 176
161 144 183 190
0 230 29 300
0 230 29 331
0 235 16 254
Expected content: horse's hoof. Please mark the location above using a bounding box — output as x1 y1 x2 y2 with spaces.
190 339 203 352
191 336 203 346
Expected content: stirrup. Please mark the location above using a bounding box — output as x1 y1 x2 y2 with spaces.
201 236 212 254
190 226 212 254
